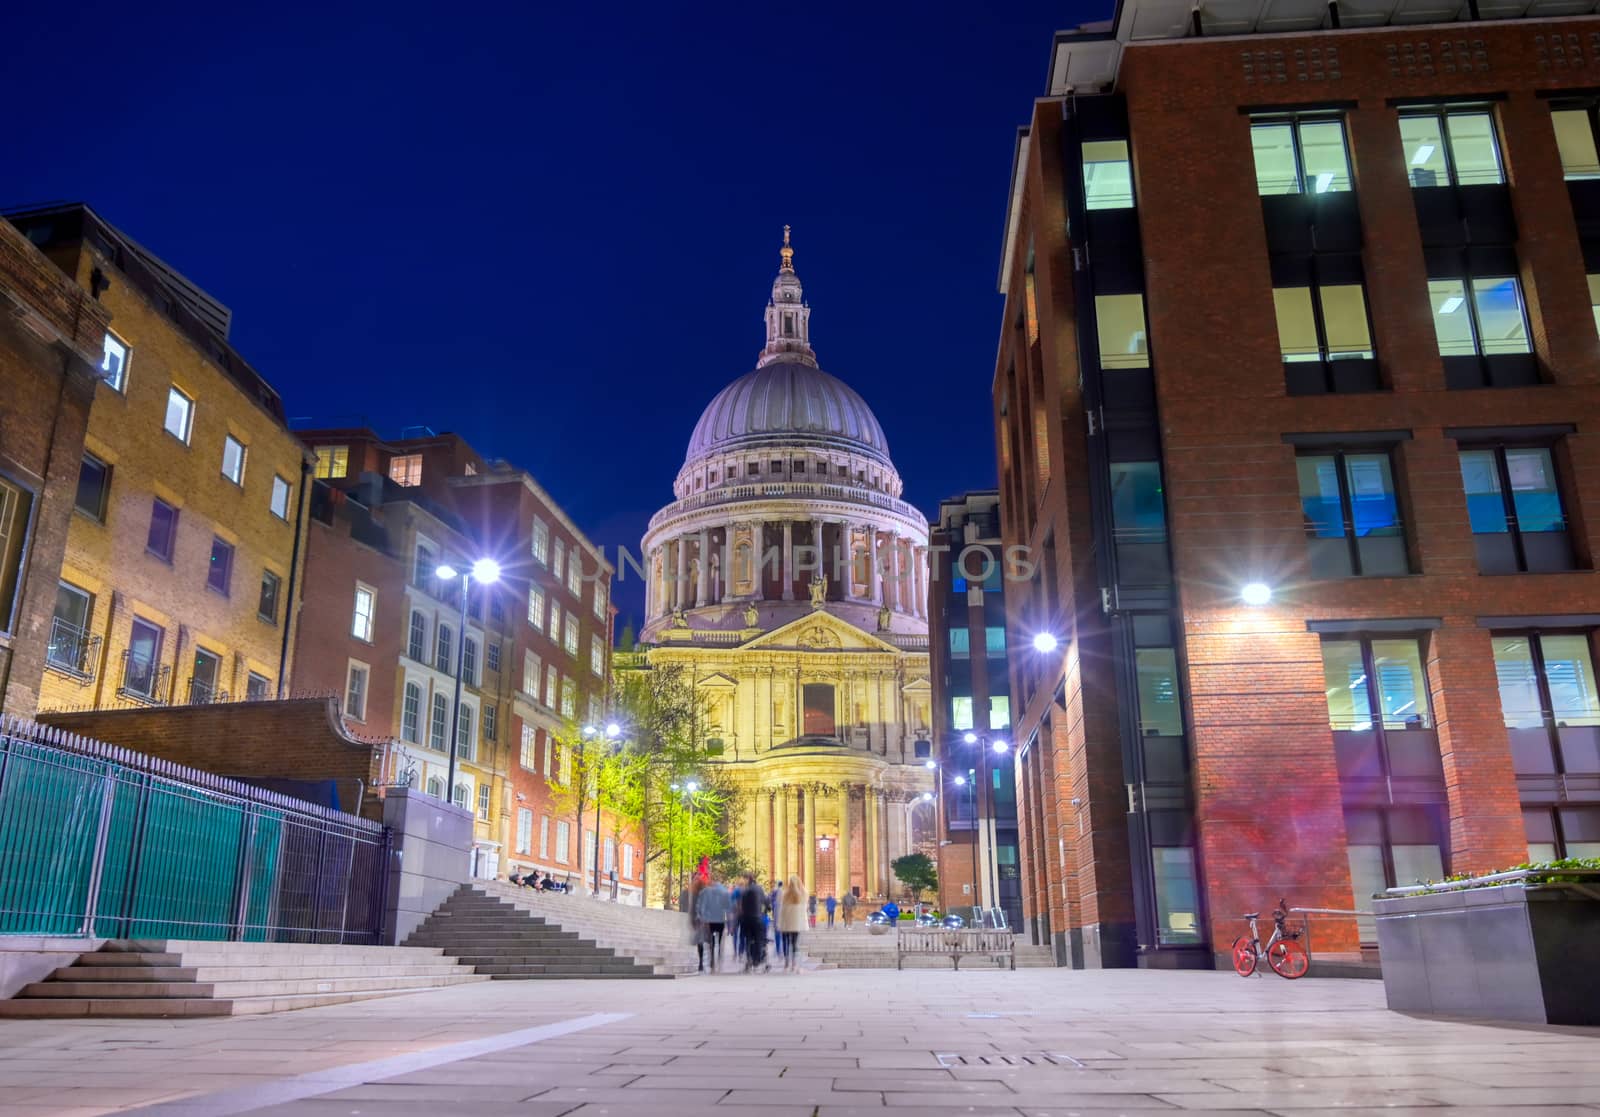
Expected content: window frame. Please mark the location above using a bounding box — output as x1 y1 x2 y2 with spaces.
246 672 271 701
221 435 247 486
270 475 291 520
163 386 195 444
1249 114 1354 196
314 445 349 479
46 581 95 676
258 568 281 625
1493 628 1600 778
389 453 422 487
146 498 179 563
345 660 369 722
1296 446 1410 577
206 536 234 596
1428 275 1532 360
1398 105 1506 188
352 584 376 642
430 693 449 750
1458 440 1574 574
101 331 130 393
121 616 164 700
402 681 423 743
75 453 112 523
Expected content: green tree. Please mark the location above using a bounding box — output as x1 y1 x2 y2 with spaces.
891 853 938 902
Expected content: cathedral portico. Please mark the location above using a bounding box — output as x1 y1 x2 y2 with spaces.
630 232 934 902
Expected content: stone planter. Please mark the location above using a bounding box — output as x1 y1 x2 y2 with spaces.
1373 884 1600 1025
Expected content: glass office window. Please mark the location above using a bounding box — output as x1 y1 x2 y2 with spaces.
1136 648 1183 736
1552 108 1600 180
1323 640 1373 730
1082 140 1134 209
1095 294 1149 369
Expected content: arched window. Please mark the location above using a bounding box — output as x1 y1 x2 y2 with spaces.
453 783 470 809
426 775 443 798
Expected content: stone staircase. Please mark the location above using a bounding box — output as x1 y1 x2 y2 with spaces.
404 884 698 978
0 940 486 1017
798 930 1059 969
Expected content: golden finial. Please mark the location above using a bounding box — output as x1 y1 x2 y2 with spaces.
779 224 794 271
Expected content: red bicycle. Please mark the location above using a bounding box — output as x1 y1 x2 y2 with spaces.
1231 899 1309 979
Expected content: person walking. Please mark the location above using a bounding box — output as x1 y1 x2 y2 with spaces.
842 890 857 928
824 893 837 929
769 880 785 965
778 875 807 971
685 877 708 972
738 874 766 972
807 893 818 929
696 876 733 972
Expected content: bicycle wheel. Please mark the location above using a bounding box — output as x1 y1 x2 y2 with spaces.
1230 936 1257 977
1267 938 1309 979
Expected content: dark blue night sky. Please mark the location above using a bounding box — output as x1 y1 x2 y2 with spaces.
10 0 1094 629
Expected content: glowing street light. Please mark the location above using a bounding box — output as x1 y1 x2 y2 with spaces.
924 758 937 770
1032 632 1059 653
435 556 502 801
1241 582 1273 606
991 739 1009 755
952 774 967 787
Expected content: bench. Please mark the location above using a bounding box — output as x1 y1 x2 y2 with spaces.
896 928 1015 970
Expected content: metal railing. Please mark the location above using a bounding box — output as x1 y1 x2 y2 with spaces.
186 678 228 705
1386 867 1600 899
45 620 100 680
0 716 389 943
116 652 169 705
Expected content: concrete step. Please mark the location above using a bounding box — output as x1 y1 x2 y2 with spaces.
0 982 481 1018
51 962 469 983
24 972 487 999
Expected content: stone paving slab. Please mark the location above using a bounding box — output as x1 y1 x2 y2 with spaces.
0 967 1592 1113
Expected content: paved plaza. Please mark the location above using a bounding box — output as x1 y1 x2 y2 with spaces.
0 968 1595 1116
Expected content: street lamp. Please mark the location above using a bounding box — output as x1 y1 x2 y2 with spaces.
1241 581 1273 606
435 557 501 805
958 728 1008 926
669 779 700 902
582 721 623 897
1031 632 1059 653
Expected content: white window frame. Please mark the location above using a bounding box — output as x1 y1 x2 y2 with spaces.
623 843 634 879
521 724 537 769
560 676 576 719
556 820 570 863
221 435 246 486
315 445 349 479
564 615 579 656
516 809 533 854
544 664 558 709
528 585 545 630
270 475 291 520
402 681 422 743
591 634 604 677
567 552 583 597
101 332 130 393
532 518 549 564
593 582 607 621
523 649 540 697
477 783 491 821
552 538 565 581
164 386 194 443
345 660 370 723
352 584 376 642
549 600 561 639
389 453 422 487
542 734 553 778
541 815 551 859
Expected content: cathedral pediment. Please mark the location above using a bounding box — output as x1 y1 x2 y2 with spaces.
741 610 904 654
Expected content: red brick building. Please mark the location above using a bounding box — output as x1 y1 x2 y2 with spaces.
995 2 1600 968
0 219 109 716
292 427 640 897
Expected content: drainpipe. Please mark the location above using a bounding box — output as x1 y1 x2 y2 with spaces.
277 458 312 697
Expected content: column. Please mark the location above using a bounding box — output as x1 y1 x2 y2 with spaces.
864 786 879 897
876 791 890 899
803 785 817 896
781 520 794 601
695 529 710 606
913 546 927 618
865 526 879 604
756 789 773 882
753 522 766 600
674 536 688 613
774 786 790 884
836 783 853 898
811 517 825 589
884 531 900 612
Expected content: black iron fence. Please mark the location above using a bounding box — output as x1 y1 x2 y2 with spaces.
0 715 390 943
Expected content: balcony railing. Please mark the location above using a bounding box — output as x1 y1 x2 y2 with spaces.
44 620 99 681
186 678 229 706
117 653 169 705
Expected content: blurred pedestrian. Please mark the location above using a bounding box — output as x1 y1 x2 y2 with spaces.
738 874 766 972
807 893 818 929
768 880 784 964
825 893 837 929
686 876 708 972
778 875 807 971
842 890 857 928
696 875 732 972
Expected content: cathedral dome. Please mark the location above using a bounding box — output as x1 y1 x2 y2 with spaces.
685 361 891 466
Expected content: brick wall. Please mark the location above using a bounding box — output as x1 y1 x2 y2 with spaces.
0 220 107 717
39 697 386 821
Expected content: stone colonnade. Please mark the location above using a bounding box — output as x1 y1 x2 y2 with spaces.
745 781 920 901
649 519 927 620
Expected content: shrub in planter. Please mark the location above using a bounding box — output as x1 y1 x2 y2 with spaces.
1373 858 1600 1025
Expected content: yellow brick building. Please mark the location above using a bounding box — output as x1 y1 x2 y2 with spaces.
10 205 311 713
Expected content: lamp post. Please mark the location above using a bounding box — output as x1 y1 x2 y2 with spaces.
436 558 501 806
960 730 1009 925
582 721 622 897
668 779 699 904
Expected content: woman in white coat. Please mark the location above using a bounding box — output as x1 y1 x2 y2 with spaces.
777 875 807 971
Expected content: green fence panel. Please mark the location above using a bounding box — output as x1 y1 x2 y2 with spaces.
119 782 245 940
0 741 108 935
